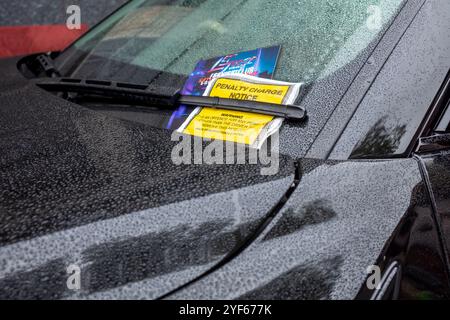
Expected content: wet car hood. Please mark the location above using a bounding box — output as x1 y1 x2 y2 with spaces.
0 57 428 300
0 57 295 299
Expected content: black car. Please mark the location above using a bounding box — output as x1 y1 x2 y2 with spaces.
0 0 449 300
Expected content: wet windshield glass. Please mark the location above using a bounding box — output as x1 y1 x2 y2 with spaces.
56 0 403 129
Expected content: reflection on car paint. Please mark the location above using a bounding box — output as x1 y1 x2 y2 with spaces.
239 256 343 300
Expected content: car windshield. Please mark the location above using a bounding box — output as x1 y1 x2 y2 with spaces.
55 0 404 130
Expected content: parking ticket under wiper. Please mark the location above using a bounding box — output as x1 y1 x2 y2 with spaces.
177 73 304 148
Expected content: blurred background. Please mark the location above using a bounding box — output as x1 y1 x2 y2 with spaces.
0 0 128 57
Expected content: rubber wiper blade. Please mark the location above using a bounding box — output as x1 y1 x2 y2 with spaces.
178 95 306 121
34 77 307 121
33 77 178 106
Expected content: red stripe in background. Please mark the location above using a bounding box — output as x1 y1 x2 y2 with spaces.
0 24 88 58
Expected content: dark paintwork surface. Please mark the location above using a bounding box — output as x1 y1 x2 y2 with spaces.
0 57 294 299
169 158 423 299
0 54 427 299
356 157 450 299
0 0 449 300
421 150 450 281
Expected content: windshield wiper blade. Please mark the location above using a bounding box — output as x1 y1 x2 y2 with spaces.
178 95 306 120
33 77 307 121
33 77 178 106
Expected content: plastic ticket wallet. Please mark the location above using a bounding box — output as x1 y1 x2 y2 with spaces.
180 46 281 96
178 74 302 149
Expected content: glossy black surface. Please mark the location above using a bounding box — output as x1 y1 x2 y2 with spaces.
170 158 427 299
0 56 295 298
356 164 450 299
421 151 450 280
1 0 450 300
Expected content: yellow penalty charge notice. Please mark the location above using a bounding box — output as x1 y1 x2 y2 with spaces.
177 74 302 148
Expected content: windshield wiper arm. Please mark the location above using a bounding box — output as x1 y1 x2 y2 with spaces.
30 54 62 78
33 77 307 121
